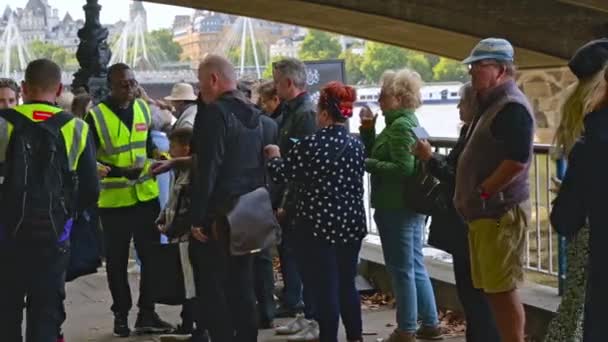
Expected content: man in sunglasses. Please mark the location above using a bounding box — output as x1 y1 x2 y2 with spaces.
454 38 534 342
85 63 175 337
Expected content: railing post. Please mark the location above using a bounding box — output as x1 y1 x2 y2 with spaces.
556 157 567 296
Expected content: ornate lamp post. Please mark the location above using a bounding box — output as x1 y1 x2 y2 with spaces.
72 0 112 100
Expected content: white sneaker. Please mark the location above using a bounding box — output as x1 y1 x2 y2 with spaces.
286 321 319 341
275 315 310 335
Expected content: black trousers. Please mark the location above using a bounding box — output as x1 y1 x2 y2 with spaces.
190 224 257 342
0 241 70 342
254 247 276 323
452 240 501 342
100 199 160 314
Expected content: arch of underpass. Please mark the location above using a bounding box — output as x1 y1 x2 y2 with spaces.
143 0 608 69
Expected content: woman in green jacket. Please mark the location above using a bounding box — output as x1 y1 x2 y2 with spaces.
360 68 441 342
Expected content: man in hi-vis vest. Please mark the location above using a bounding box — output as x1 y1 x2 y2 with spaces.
85 63 174 337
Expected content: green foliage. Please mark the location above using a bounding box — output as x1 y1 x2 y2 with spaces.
147 29 183 62
29 41 78 70
432 57 469 82
360 42 442 82
298 30 342 61
340 49 365 85
407 53 433 82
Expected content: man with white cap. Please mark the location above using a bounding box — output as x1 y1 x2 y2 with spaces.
165 82 198 130
454 38 535 342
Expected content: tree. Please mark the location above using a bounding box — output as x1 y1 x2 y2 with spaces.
407 52 433 82
360 42 409 83
29 41 77 70
432 57 469 82
340 49 365 85
298 30 342 61
147 29 183 62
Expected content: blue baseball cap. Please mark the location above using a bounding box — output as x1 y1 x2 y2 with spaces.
462 38 514 64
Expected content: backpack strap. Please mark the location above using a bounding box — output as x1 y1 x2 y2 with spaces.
40 112 74 134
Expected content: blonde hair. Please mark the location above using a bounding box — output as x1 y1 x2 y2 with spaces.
56 91 74 112
554 63 608 155
380 68 424 109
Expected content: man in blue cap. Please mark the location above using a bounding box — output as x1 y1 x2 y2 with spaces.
454 38 535 342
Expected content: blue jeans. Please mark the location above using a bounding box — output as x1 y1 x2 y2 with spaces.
0 241 70 342
302 234 363 342
374 208 439 332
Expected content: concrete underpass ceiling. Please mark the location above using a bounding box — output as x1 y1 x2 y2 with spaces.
142 0 608 69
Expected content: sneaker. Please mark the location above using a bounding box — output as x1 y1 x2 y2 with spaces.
415 325 444 340
275 315 310 335
382 329 416 342
286 321 319 341
134 311 175 335
113 312 131 338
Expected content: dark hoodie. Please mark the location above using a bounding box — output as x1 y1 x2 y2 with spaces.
550 108 608 342
190 90 272 228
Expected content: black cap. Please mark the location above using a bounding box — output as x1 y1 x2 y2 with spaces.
568 38 608 79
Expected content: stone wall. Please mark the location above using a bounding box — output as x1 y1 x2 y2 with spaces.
516 67 577 144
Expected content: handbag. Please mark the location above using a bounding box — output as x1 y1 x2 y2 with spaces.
146 242 186 305
226 119 281 256
403 160 445 215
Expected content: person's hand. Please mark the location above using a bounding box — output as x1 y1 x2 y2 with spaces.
151 159 175 175
550 176 562 194
359 106 377 129
413 139 433 161
264 145 281 159
275 208 287 224
191 226 209 242
97 164 111 178
157 223 167 234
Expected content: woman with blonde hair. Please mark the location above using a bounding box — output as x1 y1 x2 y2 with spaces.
359 68 442 342
551 39 608 342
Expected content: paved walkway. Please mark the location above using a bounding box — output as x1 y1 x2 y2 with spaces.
62 271 465 341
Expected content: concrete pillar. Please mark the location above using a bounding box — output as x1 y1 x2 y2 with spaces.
516 67 577 144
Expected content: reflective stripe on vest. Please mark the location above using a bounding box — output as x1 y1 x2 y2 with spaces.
88 100 158 208
0 104 88 171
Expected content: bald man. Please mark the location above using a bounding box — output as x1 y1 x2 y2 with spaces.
189 55 277 342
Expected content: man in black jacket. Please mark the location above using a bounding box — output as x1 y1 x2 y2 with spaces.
190 54 276 342
271 58 318 337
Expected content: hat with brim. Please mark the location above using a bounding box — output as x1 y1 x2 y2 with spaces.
164 83 197 101
568 38 608 80
462 38 515 64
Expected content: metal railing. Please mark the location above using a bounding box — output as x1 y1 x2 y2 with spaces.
364 137 561 281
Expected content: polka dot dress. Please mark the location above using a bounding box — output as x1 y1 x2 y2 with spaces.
267 125 367 244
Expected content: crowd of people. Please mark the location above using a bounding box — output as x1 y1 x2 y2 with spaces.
0 35 605 342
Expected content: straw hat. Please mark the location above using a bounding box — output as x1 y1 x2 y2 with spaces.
164 83 197 101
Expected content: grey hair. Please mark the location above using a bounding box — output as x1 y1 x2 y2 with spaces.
458 82 478 114
273 58 307 90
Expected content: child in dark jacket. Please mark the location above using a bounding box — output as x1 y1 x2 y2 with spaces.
156 128 207 341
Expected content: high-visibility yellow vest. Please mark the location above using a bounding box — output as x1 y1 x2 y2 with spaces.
88 99 159 208
0 103 88 171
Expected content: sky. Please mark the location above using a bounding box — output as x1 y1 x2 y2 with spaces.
1 0 195 30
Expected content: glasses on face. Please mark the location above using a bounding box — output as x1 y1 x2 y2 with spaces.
117 79 138 89
468 61 500 71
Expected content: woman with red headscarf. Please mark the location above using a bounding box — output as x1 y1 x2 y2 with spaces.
264 81 367 342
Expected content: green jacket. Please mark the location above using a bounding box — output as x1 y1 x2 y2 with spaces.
360 108 419 209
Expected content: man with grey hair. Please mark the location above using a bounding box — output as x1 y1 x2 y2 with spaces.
455 38 534 342
189 54 277 342
271 57 318 340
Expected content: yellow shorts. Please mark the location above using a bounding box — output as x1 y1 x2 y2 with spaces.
468 203 529 293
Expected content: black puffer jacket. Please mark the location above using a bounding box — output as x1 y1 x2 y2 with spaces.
550 108 608 342
190 90 277 228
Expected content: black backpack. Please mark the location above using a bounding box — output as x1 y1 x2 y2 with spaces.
0 109 78 245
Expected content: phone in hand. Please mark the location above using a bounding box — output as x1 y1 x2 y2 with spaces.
411 126 430 140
